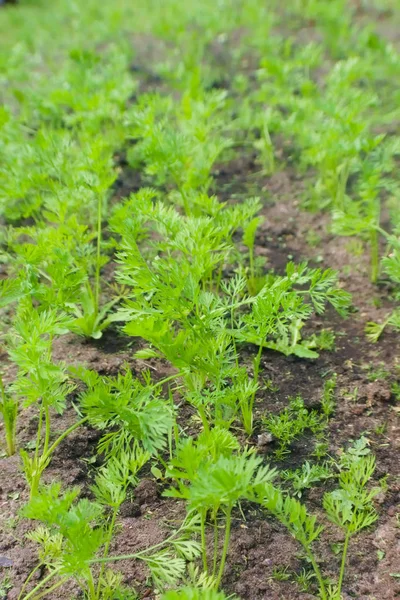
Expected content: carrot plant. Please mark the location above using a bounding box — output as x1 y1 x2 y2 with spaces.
330 143 400 284
4 211 128 341
165 428 277 588
233 262 350 361
6 305 88 497
242 215 265 295
113 193 349 434
0 41 135 340
322 438 381 599
1 36 133 221
126 91 231 214
366 232 400 340
250 438 381 600
3 170 124 340
20 478 200 599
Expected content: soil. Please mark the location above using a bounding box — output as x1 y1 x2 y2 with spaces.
1 7 400 600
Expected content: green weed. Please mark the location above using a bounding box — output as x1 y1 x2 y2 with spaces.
262 396 324 459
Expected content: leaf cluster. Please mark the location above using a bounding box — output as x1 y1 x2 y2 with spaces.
73 366 175 456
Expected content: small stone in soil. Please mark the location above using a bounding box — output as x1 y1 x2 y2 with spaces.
257 433 274 446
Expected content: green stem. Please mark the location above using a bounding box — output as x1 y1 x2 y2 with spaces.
90 517 191 565
6 428 16 457
231 309 239 369
306 548 327 600
20 568 62 600
254 342 264 380
18 563 43 600
242 400 253 437
212 512 219 578
200 510 208 574
42 416 89 463
168 421 173 461
94 194 103 316
26 577 70 600
167 386 180 458
180 188 191 216
336 161 349 211
43 407 50 457
375 224 390 240
30 406 44 497
96 506 119 599
215 262 225 294
370 229 379 284
168 386 179 458
0 376 17 456
34 405 44 467
215 507 232 589
249 245 255 290
29 416 89 499
244 342 263 434
197 405 210 434
30 475 40 500
86 570 97 600
337 529 351 595
263 122 274 174
0 374 6 402
153 372 183 390
173 421 180 457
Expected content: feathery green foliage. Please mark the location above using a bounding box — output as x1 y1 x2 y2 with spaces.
21 475 200 599
166 428 276 587
4 304 88 496
250 437 380 599
72 366 175 457
262 396 325 459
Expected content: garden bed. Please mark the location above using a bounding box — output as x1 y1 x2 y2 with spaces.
1 2 400 600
